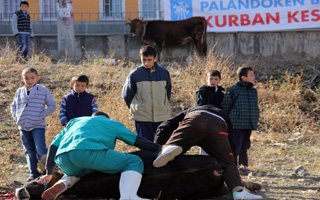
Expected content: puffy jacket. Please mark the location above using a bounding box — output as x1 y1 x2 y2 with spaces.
222 81 259 130
195 85 224 109
122 64 171 122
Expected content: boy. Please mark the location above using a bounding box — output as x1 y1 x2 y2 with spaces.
222 67 259 170
38 112 160 200
59 75 98 126
10 68 56 181
11 1 33 61
195 70 224 108
195 70 224 155
121 45 171 142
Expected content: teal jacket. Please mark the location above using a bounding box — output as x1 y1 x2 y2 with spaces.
222 81 259 130
52 116 137 156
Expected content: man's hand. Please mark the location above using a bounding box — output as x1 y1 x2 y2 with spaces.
38 174 53 185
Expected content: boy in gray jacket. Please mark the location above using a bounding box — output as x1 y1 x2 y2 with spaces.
122 45 171 142
11 67 56 181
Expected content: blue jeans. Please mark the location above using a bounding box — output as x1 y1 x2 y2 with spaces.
17 34 31 59
135 121 162 142
20 128 47 177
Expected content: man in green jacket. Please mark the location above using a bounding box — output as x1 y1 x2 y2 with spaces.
38 111 160 200
222 67 259 170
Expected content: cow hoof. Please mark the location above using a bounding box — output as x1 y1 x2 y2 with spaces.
15 187 30 200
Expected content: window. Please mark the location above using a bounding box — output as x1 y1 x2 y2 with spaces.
0 0 20 21
139 0 162 19
99 0 125 20
39 0 57 20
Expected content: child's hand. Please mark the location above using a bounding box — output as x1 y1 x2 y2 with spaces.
38 174 53 185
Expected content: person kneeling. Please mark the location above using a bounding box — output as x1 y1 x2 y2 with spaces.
153 105 263 200
38 111 161 200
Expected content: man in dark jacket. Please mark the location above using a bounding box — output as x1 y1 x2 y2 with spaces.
153 105 262 200
222 67 259 169
11 1 33 60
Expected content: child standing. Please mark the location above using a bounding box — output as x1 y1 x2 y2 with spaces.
11 68 56 181
122 45 171 142
11 1 33 60
222 67 259 170
59 75 98 126
195 70 225 155
195 70 224 109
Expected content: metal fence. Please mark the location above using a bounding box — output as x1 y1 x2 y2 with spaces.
0 11 164 36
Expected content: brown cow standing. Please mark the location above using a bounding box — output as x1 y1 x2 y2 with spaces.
128 17 207 59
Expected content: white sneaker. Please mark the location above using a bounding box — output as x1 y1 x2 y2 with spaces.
153 145 183 168
233 188 263 199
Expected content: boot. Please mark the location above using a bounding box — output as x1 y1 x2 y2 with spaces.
119 171 150 200
153 145 183 168
42 175 79 200
232 187 263 199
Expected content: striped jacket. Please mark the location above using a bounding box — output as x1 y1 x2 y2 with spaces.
10 84 56 130
121 64 171 122
222 81 259 130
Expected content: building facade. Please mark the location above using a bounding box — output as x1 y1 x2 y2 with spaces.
0 0 163 22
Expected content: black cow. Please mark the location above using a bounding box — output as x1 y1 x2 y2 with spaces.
128 17 207 58
16 151 226 200
16 151 261 200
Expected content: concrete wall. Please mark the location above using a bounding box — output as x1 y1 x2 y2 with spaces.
1 31 319 66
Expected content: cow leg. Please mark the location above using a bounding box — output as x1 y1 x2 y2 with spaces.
194 36 207 56
155 45 163 62
192 25 207 56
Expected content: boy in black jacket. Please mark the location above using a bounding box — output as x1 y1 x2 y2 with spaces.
195 70 224 109
59 75 98 126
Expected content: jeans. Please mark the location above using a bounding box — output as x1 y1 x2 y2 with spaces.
17 34 31 59
20 128 47 177
135 121 162 142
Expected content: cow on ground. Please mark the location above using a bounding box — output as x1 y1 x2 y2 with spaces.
127 17 207 59
16 151 226 200
16 151 261 200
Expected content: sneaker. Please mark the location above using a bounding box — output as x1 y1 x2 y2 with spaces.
153 145 183 168
233 188 263 199
42 182 67 200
